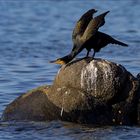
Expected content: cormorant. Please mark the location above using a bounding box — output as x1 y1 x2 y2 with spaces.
50 9 97 65
50 9 128 65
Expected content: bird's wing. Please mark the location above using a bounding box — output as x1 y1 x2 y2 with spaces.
72 9 97 44
82 11 110 44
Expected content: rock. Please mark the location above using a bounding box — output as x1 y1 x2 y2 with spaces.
2 58 140 125
137 73 140 81
2 85 51 121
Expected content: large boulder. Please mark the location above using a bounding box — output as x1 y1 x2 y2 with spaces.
2 58 140 125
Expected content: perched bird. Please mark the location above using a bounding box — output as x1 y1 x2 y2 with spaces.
50 9 109 64
50 32 128 65
50 9 128 65
50 9 98 65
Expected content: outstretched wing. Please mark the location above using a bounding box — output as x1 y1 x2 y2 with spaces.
72 9 97 44
82 11 110 44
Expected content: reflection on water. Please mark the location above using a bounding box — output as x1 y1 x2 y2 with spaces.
0 0 140 140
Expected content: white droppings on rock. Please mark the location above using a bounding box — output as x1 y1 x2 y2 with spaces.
65 89 71 95
60 107 64 117
100 62 113 81
81 61 98 93
80 60 114 95
57 88 61 92
98 61 114 94
61 93 65 117
57 69 61 75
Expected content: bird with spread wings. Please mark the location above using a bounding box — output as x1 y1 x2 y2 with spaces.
50 9 128 65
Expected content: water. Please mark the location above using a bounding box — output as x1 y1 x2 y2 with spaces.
0 0 140 139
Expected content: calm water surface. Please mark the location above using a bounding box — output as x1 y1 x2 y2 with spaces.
0 0 140 140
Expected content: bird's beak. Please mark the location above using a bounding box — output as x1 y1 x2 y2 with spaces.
49 59 66 65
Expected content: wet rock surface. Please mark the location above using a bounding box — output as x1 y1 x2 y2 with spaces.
2 57 140 125
2 85 51 121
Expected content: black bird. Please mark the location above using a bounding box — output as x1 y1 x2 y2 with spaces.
50 10 128 65
50 9 98 65
50 32 128 65
50 9 108 64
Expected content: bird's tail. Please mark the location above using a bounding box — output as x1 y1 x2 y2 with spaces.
49 54 73 65
112 38 128 47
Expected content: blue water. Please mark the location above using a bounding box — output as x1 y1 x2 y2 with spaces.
0 0 140 139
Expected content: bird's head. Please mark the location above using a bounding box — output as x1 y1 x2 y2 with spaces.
49 54 73 65
50 58 66 65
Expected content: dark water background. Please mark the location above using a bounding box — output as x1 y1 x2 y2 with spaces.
0 0 140 139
